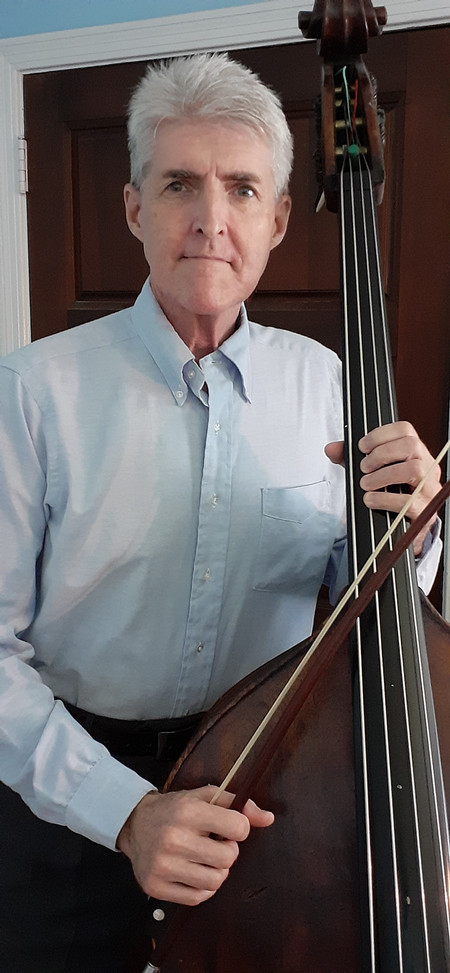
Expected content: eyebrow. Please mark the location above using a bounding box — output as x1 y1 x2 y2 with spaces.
227 171 262 184
161 168 262 184
161 169 194 181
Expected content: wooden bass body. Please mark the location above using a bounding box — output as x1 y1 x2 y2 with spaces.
153 593 450 972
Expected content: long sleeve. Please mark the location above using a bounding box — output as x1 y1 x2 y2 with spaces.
0 367 153 850
415 518 442 595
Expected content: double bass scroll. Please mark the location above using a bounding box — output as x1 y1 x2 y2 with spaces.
299 0 387 210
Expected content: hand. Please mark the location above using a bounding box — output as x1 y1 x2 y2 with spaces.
116 785 274 905
325 421 441 555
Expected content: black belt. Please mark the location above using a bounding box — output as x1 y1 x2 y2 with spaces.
62 701 204 762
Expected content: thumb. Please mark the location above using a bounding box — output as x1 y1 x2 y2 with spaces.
241 798 274 829
325 440 345 467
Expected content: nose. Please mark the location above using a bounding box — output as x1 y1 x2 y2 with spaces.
191 185 227 239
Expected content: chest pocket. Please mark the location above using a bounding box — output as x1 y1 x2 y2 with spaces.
253 481 337 594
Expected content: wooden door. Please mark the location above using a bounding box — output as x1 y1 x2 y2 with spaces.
24 30 449 601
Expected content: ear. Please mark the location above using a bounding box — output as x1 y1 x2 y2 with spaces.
123 183 144 242
270 194 292 251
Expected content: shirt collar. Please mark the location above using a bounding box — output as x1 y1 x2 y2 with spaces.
213 305 252 403
130 279 252 405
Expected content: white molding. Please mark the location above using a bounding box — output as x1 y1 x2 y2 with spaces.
1 0 449 73
2 3 301 72
0 54 30 357
1 0 449 74
0 0 449 355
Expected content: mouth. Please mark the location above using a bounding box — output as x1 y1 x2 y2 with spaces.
182 254 230 263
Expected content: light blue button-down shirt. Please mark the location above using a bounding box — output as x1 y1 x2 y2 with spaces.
0 280 441 849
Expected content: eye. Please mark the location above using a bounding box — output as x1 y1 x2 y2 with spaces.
236 185 256 198
165 180 186 193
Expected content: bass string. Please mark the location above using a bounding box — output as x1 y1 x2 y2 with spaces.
341 150 400 968
344 151 450 969
364 157 450 959
345 150 431 969
338 167 376 949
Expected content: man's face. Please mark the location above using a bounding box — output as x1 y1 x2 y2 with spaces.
124 118 291 333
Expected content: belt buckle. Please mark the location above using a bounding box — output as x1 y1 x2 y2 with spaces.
156 727 190 761
156 730 175 761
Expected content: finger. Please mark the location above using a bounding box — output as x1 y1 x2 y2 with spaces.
361 442 434 478
155 816 240 870
359 421 418 454
193 799 251 842
362 492 437 542
360 439 412 474
360 458 425 493
241 797 274 828
136 833 238 900
362 489 434 555
206 789 273 832
161 856 232 894
146 876 220 906
363 489 425 518
187 835 240 870
360 430 438 479
361 456 441 497
324 440 345 466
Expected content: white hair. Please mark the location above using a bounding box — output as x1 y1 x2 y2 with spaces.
127 52 293 198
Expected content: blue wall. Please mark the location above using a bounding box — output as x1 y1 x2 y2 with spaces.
0 0 258 38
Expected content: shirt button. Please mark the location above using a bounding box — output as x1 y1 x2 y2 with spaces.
196 642 204 653
203 568 211 581
188 369 196 380
176 390 183 399
214 422 221 432
210 494 218 507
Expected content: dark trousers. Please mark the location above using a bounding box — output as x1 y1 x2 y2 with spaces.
0 709 201 973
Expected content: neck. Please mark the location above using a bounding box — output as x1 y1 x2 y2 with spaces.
185 317 238 360
151 285 240 359
170 312 239 360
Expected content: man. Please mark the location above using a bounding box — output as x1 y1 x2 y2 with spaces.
0 53 441 972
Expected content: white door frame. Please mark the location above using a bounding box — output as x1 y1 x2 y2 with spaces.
0 0 448 613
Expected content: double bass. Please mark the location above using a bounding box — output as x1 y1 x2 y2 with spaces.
147 3 450 969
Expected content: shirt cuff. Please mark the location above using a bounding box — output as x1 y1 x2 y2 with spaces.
65 753 156 851
415 517 442 596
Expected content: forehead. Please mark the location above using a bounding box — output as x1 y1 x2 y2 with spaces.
149 117 275 182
